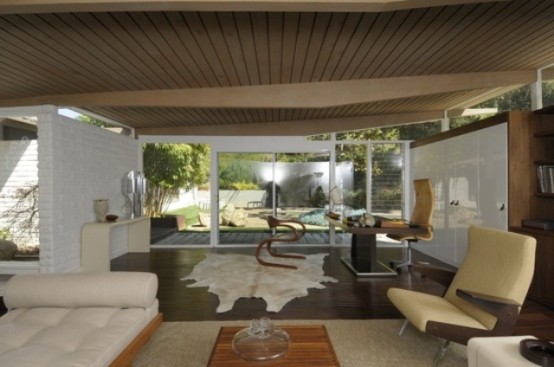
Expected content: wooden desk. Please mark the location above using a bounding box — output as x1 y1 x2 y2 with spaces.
208 325 339 367
326 217 427 277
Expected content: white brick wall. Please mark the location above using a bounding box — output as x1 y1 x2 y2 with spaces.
37 108 139 272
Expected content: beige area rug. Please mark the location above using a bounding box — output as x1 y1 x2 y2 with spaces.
181 251 338 313
134 319 467 367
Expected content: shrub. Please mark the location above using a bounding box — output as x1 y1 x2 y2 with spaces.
231 181 260 190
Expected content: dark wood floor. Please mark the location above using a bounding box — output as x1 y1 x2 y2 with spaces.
152 230 352 245
111 245 554 340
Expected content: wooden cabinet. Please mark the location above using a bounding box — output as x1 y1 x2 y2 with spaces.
508 109 554 308
512 228 554 307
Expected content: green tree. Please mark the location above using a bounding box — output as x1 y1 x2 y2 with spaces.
544 81 554 106
333 128 402 208
143 143 209 217
78 115 109 127
450 83 554 128
395 121 443 140
218 153 272 189
219 160 257 189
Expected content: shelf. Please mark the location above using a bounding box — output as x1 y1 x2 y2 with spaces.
534 129 554 138
522 113 554 309
510 226 554 237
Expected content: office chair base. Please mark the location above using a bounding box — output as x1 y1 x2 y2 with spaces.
389 259 413 272
390 239 418 272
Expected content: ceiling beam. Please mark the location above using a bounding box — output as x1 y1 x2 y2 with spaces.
135 106 500 136
136 110 445 136
0 71 537 110
448 108 498 117
0 0 509 14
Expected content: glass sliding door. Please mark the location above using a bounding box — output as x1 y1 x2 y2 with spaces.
145 137 409 247
146 142 211 246
217 151 332 246
334 143 367 245
274 153 331 245
218 152 272 245
369 142 405 218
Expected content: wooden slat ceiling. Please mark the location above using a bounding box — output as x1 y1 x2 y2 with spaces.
0 0 552 136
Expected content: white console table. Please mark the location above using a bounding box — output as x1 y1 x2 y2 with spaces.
81 216 150 272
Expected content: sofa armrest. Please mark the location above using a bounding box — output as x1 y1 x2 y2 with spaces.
4 272 158 310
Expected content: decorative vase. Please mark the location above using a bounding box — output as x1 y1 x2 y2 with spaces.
121 198 132 219
359 213 376 227
93 199 109 222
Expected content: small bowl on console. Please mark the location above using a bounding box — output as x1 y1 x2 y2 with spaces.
105 214 119 222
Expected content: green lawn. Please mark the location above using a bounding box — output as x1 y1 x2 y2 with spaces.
166 205 205 227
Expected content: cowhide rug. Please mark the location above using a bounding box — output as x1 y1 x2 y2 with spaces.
181 251 338 313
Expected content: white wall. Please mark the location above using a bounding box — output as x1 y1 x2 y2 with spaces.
37 107 139 272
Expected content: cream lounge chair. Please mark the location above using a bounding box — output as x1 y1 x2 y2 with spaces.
387 225 536 366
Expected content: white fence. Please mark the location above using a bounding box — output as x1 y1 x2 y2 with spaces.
166 189 266 211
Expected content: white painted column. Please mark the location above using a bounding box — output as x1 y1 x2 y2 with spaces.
530 69 543 111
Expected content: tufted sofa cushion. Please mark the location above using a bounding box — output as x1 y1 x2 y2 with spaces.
0 272 160 367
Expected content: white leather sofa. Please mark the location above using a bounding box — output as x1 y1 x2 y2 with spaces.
0 271 162 367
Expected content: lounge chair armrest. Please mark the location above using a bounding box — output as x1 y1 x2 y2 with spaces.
425 289 522 345
456 288 522 307
413 263 456 288
456 288 521 321
455 288 522 336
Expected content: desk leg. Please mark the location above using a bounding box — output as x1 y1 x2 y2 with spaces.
342 233 396 277
351 234 376 259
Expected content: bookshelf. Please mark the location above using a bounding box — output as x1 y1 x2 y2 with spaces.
509 108 554 308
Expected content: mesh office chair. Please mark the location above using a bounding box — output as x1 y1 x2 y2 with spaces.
387 178 434 271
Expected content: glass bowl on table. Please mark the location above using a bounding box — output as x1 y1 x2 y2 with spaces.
232 317 290 361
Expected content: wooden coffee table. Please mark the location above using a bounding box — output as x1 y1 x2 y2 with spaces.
207 324 340 366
